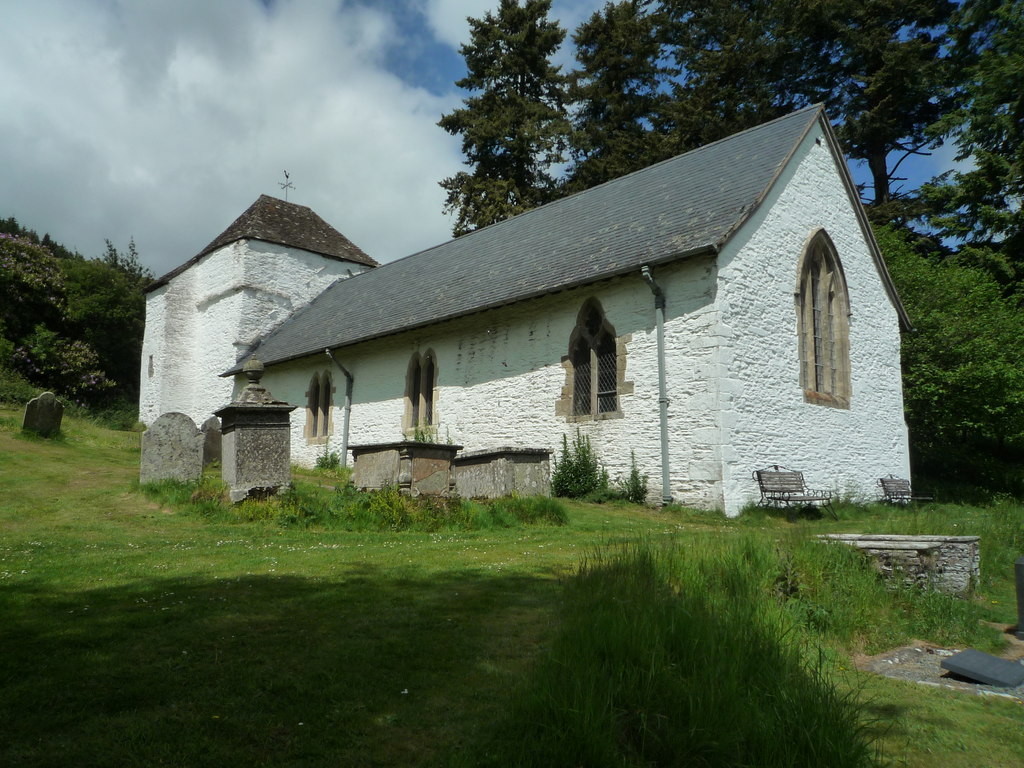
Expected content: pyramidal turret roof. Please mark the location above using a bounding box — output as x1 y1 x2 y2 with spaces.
148 195 376 291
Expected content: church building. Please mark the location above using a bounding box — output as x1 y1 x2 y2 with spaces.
140 105 912 515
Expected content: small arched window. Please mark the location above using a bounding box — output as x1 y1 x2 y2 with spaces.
305 371 333 441
405 351 438 433
567 300 621 419
797 230 851 408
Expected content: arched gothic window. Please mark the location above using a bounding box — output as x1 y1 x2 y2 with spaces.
405 351 438 433
568 300 620 418
305 371 333 441
797 230 851 408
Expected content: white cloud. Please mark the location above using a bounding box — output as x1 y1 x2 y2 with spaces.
0 0 612 276
0 0 464 275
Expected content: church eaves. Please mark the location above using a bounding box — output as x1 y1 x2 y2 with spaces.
147 195 377 292
228 105 908 373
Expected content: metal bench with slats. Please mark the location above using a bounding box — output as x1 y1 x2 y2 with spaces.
753 465 836 519
878 475 933 505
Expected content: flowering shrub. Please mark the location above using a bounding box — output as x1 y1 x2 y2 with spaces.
0 234 66 341
12 325 114 404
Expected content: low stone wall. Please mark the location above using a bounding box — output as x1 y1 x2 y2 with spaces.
821 534 980 596
452 447 552 499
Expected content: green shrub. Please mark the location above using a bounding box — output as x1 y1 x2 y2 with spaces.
315 449 341 471
617 450 648 504
551 430 609 499
0 368 38 405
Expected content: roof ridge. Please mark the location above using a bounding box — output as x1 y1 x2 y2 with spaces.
408 104 825 259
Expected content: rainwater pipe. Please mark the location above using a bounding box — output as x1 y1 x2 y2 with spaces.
641 265 672 504
324 348 354 467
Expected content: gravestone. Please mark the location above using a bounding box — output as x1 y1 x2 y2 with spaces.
940 648 1024 688
201 416 222 467
22 392 63 438
139 412 204 484
215 359 295 503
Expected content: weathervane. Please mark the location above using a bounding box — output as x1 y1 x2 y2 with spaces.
278 170 295 201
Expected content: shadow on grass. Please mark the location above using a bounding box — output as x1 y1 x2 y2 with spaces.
0 568 559 768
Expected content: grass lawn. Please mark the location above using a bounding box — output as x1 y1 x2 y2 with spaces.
1 406 1022 766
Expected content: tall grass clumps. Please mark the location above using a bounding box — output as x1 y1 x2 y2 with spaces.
140 477 568 532
473 538 879 768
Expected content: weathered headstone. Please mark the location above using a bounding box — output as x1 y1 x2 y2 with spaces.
940 648 1024 688
22 392 63 438
215 359 296 503
139 412 204 484
201 416 222 467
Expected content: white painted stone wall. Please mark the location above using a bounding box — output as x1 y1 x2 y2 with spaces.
139 240 368 428
712 126 910 515
261 264 715 500
252 124 909 516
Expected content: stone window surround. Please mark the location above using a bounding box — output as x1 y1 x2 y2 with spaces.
304 370 335 444
403 349 439 435
556 299 634 422
796 228 851 410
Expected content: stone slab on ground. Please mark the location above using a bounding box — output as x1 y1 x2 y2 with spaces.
940 648 1024 688
22 392 63 438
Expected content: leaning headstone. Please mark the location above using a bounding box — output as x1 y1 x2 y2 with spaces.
139 412 204 484
201 416 222 467
22 392 63 438
940 648 1024 688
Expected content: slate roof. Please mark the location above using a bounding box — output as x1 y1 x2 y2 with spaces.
147 195 377 292
229 105 906 372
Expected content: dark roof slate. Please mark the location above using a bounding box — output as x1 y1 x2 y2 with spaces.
148 195 377 291
241 106 822 370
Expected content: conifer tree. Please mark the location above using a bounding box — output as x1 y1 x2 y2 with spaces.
654 0 955 217
823 0 956 215
566 1 668 192
438 0 569 236
657 0 832 154
921 0 1024 288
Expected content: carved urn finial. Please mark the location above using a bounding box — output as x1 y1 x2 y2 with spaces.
243 358 265 385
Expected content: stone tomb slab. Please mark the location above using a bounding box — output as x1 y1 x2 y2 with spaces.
22 391 64 438
940 648 1024 688
140 412 204 484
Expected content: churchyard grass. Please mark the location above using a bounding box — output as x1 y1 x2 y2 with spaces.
1 406 1023 766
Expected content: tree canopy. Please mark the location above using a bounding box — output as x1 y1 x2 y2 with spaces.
0 223 150 410
438 0 570 235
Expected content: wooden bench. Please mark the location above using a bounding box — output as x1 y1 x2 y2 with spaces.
878 475 933 505
752 465 836 519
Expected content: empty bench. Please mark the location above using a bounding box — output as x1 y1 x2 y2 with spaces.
878 475 933 505
753 465 836 519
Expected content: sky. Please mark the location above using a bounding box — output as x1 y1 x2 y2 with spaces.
1 0 957 278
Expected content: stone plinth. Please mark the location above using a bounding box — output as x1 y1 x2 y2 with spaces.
215 359 296 503
351 441 463 496
22 392 63 438
453 447 552 498
140 412 203 484
821 534 980 596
